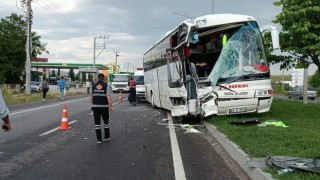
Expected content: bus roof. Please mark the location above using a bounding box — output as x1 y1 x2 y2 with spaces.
144 14 256 54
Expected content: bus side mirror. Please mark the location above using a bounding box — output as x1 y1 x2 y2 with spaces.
261 25 280 50
270 28 280 50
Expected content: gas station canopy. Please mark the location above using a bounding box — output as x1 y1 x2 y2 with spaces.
31 62 109 70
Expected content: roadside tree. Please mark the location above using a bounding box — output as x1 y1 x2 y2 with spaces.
0 13 48 84
310 70 320 88
68 69 76 81
271 0 320 70
51 69 56 77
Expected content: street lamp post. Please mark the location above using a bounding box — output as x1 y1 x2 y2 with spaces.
212 0 215 14
115 52 119 73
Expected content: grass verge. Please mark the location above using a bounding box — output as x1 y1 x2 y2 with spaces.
2 89 84 105
208 99 320 179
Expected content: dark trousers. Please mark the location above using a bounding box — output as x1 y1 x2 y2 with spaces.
42 89 48 99
92 107 110 141
87 87 90 94
129 88 136 103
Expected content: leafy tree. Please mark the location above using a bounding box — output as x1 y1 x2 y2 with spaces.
57 68 60 77
51 69 56 77
0 13 48 84
310 70 320 88
272 0 320 70
76 71 80 81
68 69 76 81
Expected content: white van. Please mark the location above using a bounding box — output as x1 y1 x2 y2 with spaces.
134 68 145 100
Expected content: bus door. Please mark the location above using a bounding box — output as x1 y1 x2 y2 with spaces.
152 69 161 108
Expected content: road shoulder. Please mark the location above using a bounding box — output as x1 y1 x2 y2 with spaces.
203 121 273 180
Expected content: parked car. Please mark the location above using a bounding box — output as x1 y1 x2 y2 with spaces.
21 81 43 92
69 81 76 88
288 86 317 100
32 82 43 92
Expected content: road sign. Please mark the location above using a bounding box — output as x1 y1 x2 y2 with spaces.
107 65 114 73
292 68 304 87
79 67 98 73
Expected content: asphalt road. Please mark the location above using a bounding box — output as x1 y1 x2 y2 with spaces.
0 92 248 180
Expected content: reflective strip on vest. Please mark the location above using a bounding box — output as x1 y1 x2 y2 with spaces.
92 105 109 107
93 94 107 97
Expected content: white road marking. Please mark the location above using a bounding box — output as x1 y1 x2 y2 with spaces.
10 97 89 116
167 112 186 180
39 120 78 136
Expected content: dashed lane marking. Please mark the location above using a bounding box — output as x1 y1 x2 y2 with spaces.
39 120 78 136
11 97 89 116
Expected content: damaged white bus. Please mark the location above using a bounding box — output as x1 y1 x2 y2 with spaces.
143 14 279 118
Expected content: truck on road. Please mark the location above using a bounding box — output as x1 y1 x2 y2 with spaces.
111 73 130 93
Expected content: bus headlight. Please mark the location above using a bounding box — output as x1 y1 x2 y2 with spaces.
255 89 273 97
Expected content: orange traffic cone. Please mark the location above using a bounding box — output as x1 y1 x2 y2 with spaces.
118 92 123 102
59 105 71 130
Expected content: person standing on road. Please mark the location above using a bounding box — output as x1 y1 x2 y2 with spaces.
90 73 114 144
58 76 66 100
41 78 49 101
129 77 136 105
86 80 91 94
0 90 11 132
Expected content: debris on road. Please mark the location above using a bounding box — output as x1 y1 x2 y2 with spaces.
261 120 289 128
229 119 261 126
157 122 203 133
245 155 320 175
229 119 289 128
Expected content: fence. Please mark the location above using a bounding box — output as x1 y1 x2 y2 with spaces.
0 84 22 93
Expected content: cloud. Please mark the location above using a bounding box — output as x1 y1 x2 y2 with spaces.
1 0 287 73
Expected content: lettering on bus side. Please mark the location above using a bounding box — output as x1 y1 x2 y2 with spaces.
227 84 249 89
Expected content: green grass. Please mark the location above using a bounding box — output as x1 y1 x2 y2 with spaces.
271 75 292 84
2 89 84 105
208 99 320 179
272 85 289 95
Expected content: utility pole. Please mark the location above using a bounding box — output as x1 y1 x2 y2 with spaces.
282 69 285 90
126 62 130 72
303 68 308 104
93 36 108 80
23 0 32 95
212 0 215 14
115 51 119 73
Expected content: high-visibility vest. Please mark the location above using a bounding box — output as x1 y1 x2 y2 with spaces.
92 81 108 107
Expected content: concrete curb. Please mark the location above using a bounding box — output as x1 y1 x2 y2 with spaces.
203 121 273 180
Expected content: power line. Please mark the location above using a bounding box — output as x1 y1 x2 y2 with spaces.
43 0 93 33
0 1 18 11
33 0 93 35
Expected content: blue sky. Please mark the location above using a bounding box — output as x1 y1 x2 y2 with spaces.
0 0 317 75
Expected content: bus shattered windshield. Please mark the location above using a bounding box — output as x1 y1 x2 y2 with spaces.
207 22 269 87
